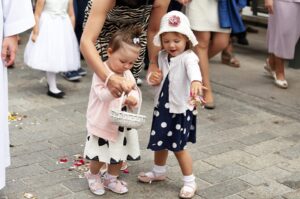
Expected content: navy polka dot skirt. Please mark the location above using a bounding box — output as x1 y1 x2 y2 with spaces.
147 74 196 152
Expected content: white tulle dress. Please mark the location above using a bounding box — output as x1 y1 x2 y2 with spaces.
24 0 80 73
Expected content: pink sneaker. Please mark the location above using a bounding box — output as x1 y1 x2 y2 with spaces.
85 171 105 195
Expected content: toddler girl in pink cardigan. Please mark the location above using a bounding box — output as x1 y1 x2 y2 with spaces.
83 28 142 195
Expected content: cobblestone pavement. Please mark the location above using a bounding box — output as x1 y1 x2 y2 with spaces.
1 29 300 199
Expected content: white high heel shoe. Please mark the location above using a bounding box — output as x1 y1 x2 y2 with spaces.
274 75 288 89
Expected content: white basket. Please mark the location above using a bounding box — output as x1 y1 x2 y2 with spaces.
110 87 146 129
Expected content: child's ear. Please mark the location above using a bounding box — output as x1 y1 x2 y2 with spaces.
107 47 113 57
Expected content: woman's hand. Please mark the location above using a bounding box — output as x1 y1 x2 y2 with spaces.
107 74 135 98
2 35 18 67
265 0 274 14
31 32 38 42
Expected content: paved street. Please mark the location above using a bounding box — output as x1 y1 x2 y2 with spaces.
1 28 300 199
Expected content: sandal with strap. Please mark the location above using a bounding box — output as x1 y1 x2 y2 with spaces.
100 164 107 176
179 184 197 199
138 171 166 183
221 51 240 68
120 161 128 171
85 171 105 195
103 178 128 194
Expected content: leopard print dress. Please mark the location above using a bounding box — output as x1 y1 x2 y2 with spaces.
83 0 154 79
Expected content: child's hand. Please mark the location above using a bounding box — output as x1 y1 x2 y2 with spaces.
190 81 207 98
147 69 163 86
124 95 138 109
189 81 207 108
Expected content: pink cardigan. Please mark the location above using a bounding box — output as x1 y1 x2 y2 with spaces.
86 70 139 142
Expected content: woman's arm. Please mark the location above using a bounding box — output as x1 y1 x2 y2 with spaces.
68 0 76 28
146 0 170 85
80 0 134 97
31 0 45 42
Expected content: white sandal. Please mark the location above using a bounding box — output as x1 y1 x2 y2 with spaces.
179 184 197 199
103 177 128 194
138 171 166 183
85 171 105 195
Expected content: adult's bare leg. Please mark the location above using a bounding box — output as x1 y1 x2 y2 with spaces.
274 55 286 81
267 54 276 71
193 31 215 108
208 32 230 59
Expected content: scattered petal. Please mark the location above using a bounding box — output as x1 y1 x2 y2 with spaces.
78 174 84 178
73 154 82 159
23 192 35 199
59 157 68 163
8 112 26 122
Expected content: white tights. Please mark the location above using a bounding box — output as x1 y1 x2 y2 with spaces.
46 72 61 93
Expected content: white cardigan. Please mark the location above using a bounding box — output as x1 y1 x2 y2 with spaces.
153 50 202 114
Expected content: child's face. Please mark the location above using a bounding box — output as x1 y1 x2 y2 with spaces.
161 32 188 57
107 43 140 74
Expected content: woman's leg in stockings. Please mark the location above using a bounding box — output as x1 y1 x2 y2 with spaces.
274 55 286 81
267 54 276 71
46 72 62 93
193 31 214 106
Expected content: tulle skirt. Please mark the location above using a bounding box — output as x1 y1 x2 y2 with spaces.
24 12 80 72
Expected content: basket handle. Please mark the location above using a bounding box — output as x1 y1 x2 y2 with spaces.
118 87 142 114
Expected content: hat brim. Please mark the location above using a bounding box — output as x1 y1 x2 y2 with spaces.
153 29 198 47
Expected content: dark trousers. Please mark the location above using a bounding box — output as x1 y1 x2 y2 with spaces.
74 0 89 44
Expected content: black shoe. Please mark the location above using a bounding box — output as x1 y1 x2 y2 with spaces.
47 90 65 99
237 37 249 46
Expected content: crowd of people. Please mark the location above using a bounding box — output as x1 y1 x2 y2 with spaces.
1 0 300 198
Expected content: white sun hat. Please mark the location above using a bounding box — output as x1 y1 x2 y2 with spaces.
153 10 198 47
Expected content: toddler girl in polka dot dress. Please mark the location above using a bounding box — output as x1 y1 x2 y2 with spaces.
138 11 205 199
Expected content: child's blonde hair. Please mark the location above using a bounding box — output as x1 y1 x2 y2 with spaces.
109 27 142 52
